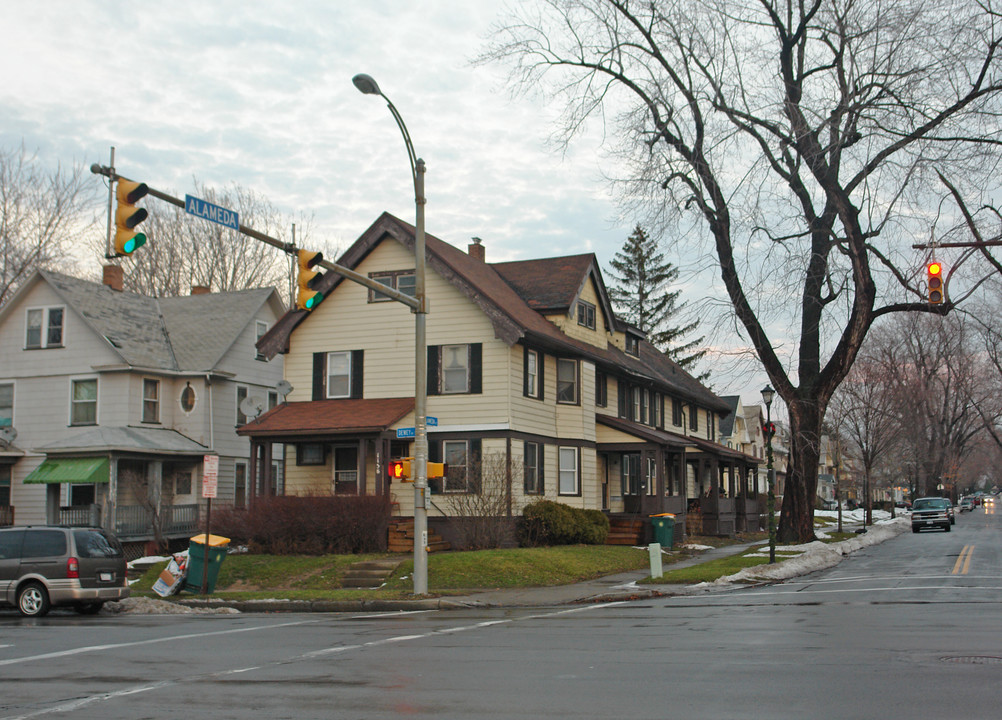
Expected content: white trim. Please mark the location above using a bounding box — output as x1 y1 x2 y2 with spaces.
68 374 99 426
0 379 14 429
24 305 66 350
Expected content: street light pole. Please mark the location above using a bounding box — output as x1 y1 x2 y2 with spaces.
761 385 776 564
353 73 429 595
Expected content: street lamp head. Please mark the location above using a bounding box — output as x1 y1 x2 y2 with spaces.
760 384 775 409
352 73 382 96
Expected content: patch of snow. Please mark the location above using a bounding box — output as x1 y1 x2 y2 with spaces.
105 597 240 615
682 544 715 551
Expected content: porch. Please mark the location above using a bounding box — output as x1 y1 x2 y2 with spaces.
53 502 201 541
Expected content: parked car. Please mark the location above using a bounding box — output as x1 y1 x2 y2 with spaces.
0 526 130 617
911 497 952 533
959 497 974 512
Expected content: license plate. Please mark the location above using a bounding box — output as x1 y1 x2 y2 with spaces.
925 520 935 525
99 572 113 582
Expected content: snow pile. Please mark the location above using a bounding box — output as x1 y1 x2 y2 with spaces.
105 597 240 615
712 516 910 585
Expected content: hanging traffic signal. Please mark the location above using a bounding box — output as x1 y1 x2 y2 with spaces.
927 261 943 304
296 249 325 310
114 180 149 256
388 458 413 481
426 462 447 479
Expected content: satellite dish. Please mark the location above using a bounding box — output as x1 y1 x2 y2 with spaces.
0 426 17 447
276 380 293 399
239 395 267 420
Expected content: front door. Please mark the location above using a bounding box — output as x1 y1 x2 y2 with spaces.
640 454 663 516
622 453 641 513
332 447 359 495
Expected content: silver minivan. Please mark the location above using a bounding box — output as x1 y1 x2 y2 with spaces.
0 526 130 617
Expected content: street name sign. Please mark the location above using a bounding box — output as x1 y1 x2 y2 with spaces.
185 194 239 230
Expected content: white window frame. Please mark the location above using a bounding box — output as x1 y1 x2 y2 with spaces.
0 381 13 428
70 376 98 426
255 320 269 361
524 441 541 494
556 358 578 404
142 378 160 424
236 385 248 425
576 300 596 329
369 270 416 302
441 345 470 394
25 306 65 349
326 351 352 399
443 439 470 493
558 446 579 495
526 349 539 398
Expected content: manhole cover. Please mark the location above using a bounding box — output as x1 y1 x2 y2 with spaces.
940 656 1002 665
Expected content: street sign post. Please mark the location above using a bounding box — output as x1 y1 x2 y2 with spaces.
200 455 219 595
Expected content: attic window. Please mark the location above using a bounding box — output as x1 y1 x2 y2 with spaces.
369 270 416 302
576 301 596 330
625 334 639 356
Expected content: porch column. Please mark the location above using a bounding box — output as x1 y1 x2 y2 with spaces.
262 441 274 496
248 441 259 509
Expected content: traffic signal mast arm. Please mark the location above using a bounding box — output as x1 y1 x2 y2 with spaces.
89 164 421 310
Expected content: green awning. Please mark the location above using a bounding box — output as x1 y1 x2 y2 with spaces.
24 457 110 484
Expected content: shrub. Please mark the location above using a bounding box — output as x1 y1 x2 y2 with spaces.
519 500 608 546
210 495 390 555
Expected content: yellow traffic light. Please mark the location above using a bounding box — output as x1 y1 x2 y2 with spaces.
296 249 325 310
927 261 943 304
426 462 446 479
114 180 149 256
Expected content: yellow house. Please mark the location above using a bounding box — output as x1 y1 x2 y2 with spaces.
240 213 762 547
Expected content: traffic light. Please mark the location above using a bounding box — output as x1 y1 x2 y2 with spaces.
388 458 413 481
927 261 943 304
114 179 149 256
427 462 447 479
296 249 325 310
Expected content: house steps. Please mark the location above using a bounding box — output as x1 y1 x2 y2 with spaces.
388 519 451 553
605 516 646 545
340 557 405 589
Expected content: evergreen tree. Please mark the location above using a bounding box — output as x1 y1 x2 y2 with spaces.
608 225 707 376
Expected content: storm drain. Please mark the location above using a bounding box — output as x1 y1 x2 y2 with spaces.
940 656 1002 665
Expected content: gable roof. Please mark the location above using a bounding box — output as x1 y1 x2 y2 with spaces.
14 269 280 373
237 397 415 438
259 212 726 412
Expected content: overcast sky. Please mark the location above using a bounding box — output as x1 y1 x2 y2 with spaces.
0 0 770 403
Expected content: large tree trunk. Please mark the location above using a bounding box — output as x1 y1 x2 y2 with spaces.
778 398 824 543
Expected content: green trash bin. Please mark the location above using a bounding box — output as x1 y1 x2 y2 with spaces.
184 534 230 594
650 513 675 548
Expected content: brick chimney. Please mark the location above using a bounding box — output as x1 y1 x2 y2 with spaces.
103 264 124 292
468 237 485 262
191 285 211 295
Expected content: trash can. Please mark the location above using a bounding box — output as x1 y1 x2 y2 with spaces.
184 533 230 594
649 513 675 548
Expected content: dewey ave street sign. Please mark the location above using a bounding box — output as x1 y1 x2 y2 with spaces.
185 194 239 230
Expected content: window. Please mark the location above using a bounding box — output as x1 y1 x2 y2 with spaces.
236 386 248 425
71 379 97 425
524 348 541 399
442 345 469 393
672 398 682 427
689 403 698 431
26 307 64 349
0 465 10 506
556 358 578 404
428 344 481 396
268 390 278 409
142 379 160 423
174 470 192 496
255 321 268 361
369 270 416 302
69 483 95 507
297 443 325 466
326 351 352 398
640 388 649 425
625 334 639 356
576 300 596 329
631 386 641 422
621 453 640 495
595 371 607 407
180 383 196 413
647 457 658 496
559 447 579 495
443 440 470 492
0 383 12 427
234 462 247 509
524 441 543 494
651 392 661 428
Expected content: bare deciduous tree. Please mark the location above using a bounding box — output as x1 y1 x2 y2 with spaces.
0 144 98 308
482 0 1002 541
441 452 521 550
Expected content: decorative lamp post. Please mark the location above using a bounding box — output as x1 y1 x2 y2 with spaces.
353 73 430 595
761 384 777 564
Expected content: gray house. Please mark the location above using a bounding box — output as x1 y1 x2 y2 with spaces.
0 266 285 552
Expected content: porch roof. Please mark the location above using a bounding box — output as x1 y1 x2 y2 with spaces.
35 426 209 456
237 397 415 438
24 457 110 484
685 435 763 464
595 415 695 448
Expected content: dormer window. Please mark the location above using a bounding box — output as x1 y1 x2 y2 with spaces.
369 270 416 302
625 334 639 356
576 300 596 330
26 307 64 349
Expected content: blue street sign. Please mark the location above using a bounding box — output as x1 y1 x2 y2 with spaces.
427 416 438 426
397 427 415 439
185 194 239 230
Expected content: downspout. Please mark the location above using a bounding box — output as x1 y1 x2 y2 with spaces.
206 374 214 450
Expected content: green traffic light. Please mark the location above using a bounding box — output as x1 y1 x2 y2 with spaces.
123 233 147 255
305 292 323 310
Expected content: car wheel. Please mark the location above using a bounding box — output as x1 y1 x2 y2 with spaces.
944 524 951 532
74 602 104 615
17 582 51 617
912 526 920 533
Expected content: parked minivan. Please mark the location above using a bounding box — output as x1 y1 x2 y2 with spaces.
0 526 130 617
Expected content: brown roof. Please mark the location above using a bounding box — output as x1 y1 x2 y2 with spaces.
236 397 414 438
492 255 596 311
